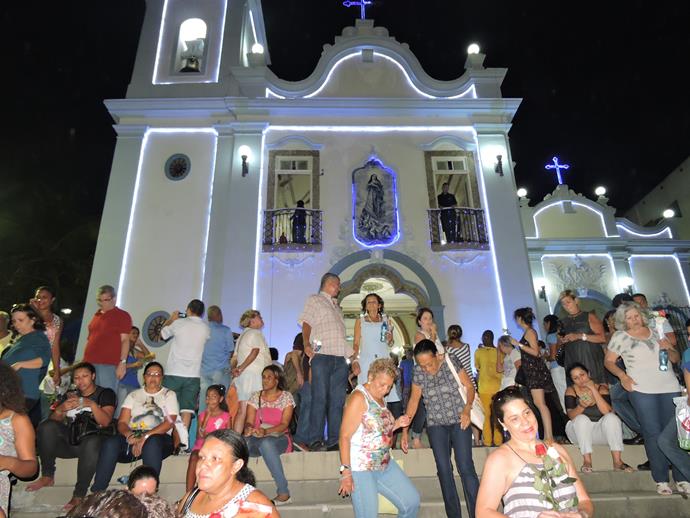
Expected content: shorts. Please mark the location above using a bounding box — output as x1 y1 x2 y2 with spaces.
163 375 200 414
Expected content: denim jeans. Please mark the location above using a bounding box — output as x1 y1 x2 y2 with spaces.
91 433 173 492
657 411 690 482
628 391 681 483
246 435 289 495
293 381 312 445
427 423 480 518
610 381 642 434
310 354 349 446
37 419 103 497
199 369 231 413
94 364 119 394
410 397 426 439
351 460 420 518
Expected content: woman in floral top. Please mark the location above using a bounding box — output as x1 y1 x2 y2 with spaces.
402 339 480 518
338 358 419 518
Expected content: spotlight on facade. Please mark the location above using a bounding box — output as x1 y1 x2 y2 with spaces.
251 42 264 54
663 208 675 219
594 186 606 196
517 187 528 198
467 43 480 55
60 308 72 316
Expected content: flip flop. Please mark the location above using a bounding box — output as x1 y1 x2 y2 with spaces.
656 482 673 496
580 464 593 473
614 462 635 473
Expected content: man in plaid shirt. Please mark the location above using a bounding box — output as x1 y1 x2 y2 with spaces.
299 272 353 451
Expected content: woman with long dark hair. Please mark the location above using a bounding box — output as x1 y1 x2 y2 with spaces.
512 308 555 442
244 365 295 506
476 387 594 518
0 361 38 518
4 303 51 428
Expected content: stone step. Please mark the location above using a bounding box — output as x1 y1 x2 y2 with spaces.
18 445 649 486
10 471 662 507
11 493 690 518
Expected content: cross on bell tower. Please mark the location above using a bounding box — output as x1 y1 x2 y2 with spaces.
343 0 372 20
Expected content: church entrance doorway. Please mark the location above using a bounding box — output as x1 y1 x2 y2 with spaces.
340 276 420 357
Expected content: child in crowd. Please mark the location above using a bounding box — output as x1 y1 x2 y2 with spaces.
497 335 521 390
185 385 231 491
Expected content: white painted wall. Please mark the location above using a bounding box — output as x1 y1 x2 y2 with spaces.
629 256 690 306
255 130 506 361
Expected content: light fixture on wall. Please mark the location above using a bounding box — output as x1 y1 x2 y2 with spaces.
594 186 606 196
663 208 675 219
494 155 504 176
517 187 528 198
238 145 252 177
538 285 547 301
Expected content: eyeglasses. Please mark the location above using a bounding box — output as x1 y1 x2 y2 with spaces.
145 372 163 377
97 297 113 303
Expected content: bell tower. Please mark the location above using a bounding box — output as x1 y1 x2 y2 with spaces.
126 0 270 97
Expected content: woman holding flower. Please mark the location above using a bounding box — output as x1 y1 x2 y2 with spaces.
476 387 594 518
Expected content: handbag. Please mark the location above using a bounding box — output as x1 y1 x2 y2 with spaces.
514 366 527 386
68 411 116 446
444 355 485 429
555 344 566 368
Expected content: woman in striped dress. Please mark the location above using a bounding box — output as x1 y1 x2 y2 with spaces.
476 387 593 518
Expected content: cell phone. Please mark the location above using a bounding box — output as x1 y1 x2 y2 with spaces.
178 312 187 318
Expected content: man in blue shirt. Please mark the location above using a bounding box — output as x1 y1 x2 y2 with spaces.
199 305 234 413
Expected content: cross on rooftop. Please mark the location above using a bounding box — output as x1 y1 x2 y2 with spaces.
343 0 372 20
545 156 570 185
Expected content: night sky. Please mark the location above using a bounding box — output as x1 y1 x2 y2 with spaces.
2 1 689 316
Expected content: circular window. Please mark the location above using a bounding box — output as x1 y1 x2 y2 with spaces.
142 310 171 348
164 154 191 181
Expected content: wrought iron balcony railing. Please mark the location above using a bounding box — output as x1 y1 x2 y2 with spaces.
427 207 489 251
262 208 323 252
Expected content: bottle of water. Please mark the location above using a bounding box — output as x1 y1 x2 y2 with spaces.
659 348 669 372
380 319 388 342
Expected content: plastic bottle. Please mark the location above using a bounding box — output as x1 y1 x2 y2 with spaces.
659 348 669 372
380 319 388 342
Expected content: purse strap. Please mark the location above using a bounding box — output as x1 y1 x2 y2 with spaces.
444 354 468 404
181 487 201 515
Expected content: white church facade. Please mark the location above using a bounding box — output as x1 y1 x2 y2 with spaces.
78 0 690 362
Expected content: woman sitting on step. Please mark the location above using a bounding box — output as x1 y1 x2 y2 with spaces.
243 365 295 506
0 361 38 518
564 363 633 474
338 358 419 518
476 387 594 518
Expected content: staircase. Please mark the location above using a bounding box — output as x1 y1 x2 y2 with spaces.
11 445 689 517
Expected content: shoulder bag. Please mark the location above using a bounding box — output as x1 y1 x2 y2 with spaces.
444 354 485 429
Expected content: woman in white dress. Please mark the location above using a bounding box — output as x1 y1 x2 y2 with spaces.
231 310 272 433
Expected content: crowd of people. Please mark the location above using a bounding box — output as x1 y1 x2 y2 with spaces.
0 275 688 518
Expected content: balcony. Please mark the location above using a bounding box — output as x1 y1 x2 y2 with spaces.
262 208 323 252
427 208 490 251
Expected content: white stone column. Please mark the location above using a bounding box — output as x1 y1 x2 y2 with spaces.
475 127 538 335
215 123 267 321
77 125 148 354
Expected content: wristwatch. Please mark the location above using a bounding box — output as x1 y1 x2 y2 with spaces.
120 359 127 364
581 333 587 341
339 464 351 474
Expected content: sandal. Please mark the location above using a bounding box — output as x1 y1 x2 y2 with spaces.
580 464 593 473
613 462 635 473
656 482 673 496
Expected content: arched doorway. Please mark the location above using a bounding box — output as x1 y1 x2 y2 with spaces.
341 276 420 355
